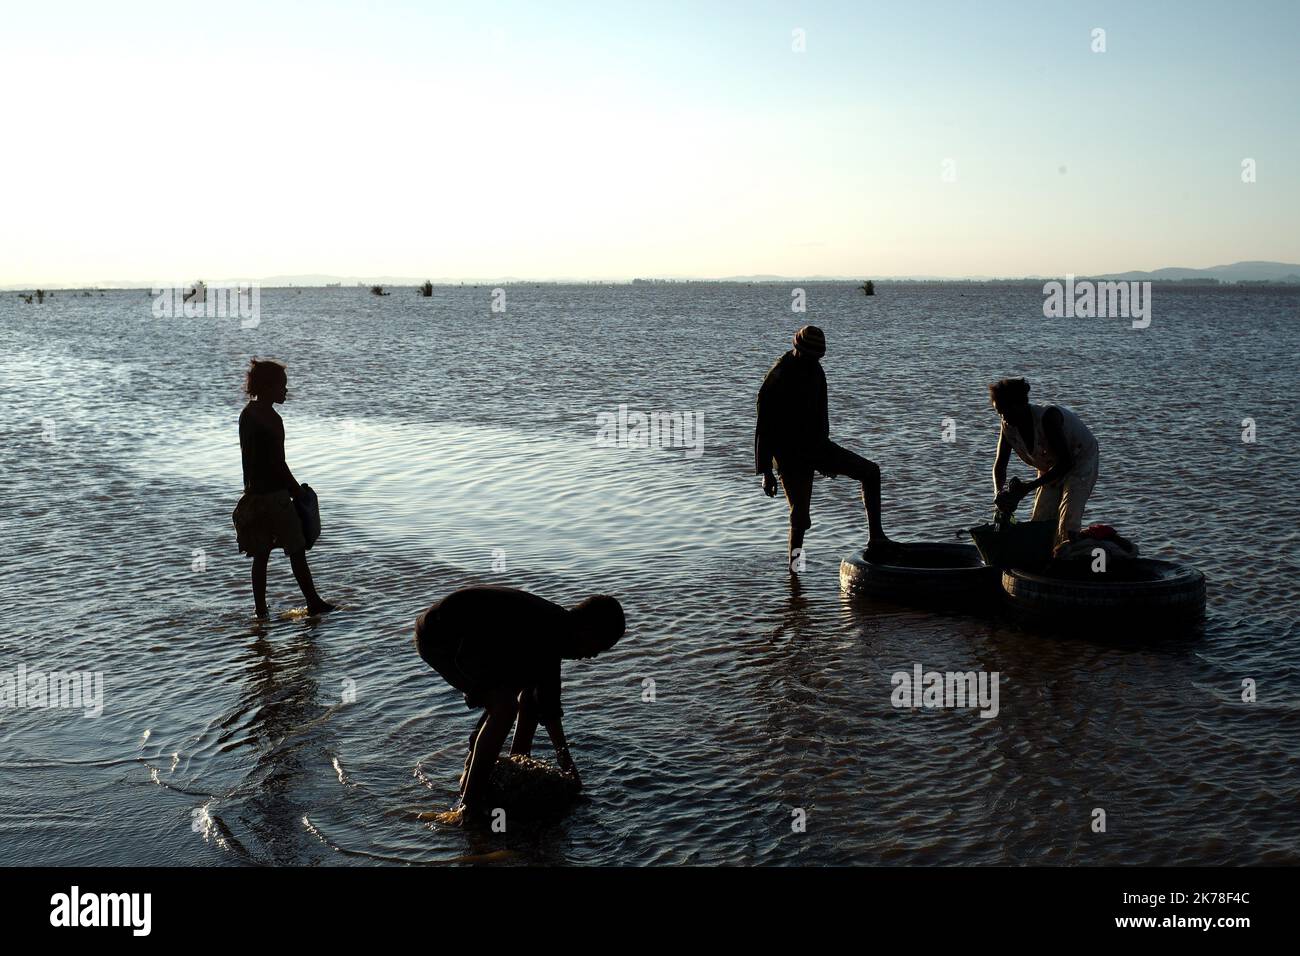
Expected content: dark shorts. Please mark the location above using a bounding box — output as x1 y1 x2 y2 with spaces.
414 609 551 714
777 441 878 531
414 610 483 709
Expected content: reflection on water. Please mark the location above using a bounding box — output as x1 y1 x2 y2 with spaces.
1 283 1298 865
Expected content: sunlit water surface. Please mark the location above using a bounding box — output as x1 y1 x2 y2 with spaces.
1 283 1297 865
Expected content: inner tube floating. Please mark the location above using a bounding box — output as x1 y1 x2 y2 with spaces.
840 542 1000 610
1000 558 1205 630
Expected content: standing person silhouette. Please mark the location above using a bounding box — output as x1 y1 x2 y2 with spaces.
232 358 334 617
754 326 899 570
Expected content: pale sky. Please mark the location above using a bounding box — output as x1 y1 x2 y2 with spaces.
3 0 1297 284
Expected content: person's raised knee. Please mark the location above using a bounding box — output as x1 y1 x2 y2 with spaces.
856 459 880 483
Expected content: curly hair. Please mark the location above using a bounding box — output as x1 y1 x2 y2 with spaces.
244 358 287 399
988 377 1030 408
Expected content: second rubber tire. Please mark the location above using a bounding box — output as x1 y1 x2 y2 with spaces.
1001 558 1206 629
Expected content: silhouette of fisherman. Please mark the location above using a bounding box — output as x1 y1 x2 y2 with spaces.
232 358 334 617
755 325 899 570
414 586 625 819
989 376 1100 550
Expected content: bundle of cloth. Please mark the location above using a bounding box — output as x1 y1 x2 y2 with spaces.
294 483 321 550
1052 523 1139 563
486 755 581 818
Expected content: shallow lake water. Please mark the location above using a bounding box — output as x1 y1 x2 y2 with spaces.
2 282 1297 865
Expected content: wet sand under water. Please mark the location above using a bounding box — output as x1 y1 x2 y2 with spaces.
1 283 1298 865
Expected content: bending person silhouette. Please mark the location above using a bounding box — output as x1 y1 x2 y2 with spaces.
414 586 625 818
989 377 1100 550
755 326 899 570
232 358 333 617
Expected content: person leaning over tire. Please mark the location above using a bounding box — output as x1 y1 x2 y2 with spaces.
989 377 1100 551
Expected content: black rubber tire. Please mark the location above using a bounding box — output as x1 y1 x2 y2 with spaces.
1001 559 1205 627
840 542 1001 609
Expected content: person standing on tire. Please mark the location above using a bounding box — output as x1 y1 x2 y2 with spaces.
755 325 899 570
989 377 1100 550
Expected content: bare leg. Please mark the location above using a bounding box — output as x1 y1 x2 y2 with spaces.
459 711 489 797
288 549 334 613
461 689 519 810
821 444 896 554
251 551 270 616
511 691 539 756
788 526 806 572
821 444 894 556
857 458 888 542
780 469 813 572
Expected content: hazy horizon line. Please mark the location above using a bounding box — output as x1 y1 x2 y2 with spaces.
8 259 1300 292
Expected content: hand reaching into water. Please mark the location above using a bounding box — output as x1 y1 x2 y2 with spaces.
556 746 582 790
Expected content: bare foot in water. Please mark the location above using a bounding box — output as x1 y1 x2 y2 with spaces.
418 805 462 824
307 600 336 615
428 800 491 827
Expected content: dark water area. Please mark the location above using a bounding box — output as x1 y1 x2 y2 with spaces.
1 282 1297 865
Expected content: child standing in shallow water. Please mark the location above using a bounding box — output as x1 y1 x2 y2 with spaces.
232 358 334 617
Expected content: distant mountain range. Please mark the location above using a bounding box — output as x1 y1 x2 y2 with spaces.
6 261 1300 290
1085 261 1300 283
720 262 1300 283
